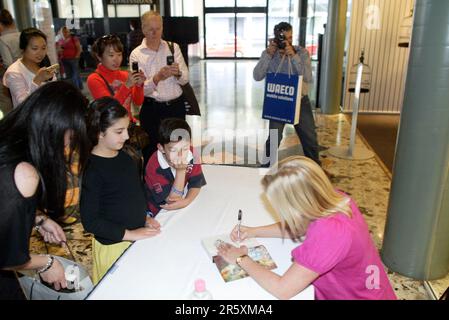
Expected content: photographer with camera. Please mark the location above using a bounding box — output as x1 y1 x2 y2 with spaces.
254 22 321 167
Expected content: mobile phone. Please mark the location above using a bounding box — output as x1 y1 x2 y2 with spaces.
166 55 174 66
46 64 60 72
131 61 139 72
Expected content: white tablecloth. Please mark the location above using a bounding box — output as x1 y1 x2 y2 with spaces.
87 165 314 300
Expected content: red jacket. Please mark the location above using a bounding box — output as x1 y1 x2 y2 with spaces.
87 64 144 121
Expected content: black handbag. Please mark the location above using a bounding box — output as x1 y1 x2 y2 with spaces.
167 41 201 116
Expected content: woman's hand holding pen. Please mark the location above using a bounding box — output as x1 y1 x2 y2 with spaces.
230 225 256 242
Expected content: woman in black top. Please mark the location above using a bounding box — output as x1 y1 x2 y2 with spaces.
0 81 90 299
81 97 160 284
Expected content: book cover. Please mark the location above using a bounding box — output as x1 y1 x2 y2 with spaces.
212 245 277 283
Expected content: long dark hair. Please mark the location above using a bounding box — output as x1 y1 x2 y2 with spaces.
86 96 128 146
0 81 90 218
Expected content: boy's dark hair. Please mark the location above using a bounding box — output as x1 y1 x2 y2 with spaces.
0 9 14 26
86 96 128 147
19 28 47 50
158 118 192 145
91 34 124 62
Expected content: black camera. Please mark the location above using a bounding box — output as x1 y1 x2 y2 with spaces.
274 24 288 49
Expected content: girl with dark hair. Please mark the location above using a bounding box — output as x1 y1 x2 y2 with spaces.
87 34 146 122
80 96 160 284
3 27 56 108
0 81 90 299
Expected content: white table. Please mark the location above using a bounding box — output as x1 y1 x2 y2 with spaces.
87 165 314 300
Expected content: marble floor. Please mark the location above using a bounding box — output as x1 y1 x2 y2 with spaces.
28 59 448 300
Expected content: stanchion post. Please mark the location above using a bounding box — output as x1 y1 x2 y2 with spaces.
327 49 374 161
348 62 364 157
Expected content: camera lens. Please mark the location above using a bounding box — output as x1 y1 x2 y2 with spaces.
274 28 286 49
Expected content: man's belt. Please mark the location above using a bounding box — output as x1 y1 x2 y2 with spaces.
144 95 184 106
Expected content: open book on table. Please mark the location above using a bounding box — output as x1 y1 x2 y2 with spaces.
201 234 277 282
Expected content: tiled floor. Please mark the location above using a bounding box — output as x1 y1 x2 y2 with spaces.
28 59 448 300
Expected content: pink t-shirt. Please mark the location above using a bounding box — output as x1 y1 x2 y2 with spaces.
291 197 397 300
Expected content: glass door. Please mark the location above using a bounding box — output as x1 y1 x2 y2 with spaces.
205 12 236 58
236 12 266 57
204 0 268 59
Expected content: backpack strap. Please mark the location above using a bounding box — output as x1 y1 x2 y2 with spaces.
167 41 175 55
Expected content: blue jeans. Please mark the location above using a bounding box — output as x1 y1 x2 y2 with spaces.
264 95 321 166
62 58 83 90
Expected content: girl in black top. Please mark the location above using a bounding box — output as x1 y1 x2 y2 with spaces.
81 97 160 284
0 81 90 299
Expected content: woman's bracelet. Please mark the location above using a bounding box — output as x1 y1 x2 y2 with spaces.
34 215 48 232
36 255 54 274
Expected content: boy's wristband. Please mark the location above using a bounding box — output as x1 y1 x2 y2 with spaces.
146 210 154 218
171 186 184 196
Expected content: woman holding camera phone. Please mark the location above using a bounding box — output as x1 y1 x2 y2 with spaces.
3 28 56 108
87 34 146 122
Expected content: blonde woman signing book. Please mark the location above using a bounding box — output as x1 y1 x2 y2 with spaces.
217 156 396 300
